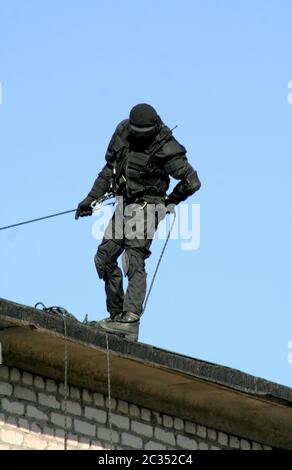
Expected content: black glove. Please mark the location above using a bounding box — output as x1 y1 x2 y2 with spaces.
164 195 177 214
75 196 95 220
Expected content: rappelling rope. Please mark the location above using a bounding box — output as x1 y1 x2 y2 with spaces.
105 333 113 450
0 209 77 231
142 210 177 316
0 194 115 231
34 303 71 451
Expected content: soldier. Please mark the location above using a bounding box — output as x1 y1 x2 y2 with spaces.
75 104 201 340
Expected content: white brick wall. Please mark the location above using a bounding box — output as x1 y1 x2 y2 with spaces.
0 382 12 396
74 419 96 437
0 364 273 451
84 406 107 423
121 432 143 449
177 434 198 450
131 420 153 438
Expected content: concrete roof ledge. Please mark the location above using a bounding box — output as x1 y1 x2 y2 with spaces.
0 297 292 449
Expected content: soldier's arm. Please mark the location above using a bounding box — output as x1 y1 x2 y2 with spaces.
87 163 113 200
86 119 128 200
163 153 201 204
75 122 125 219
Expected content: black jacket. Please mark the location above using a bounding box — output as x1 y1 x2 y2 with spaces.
88 119 201 204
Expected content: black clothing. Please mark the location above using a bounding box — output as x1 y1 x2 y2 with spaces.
128 103 161 144
94 198 166 316
129 103 159 128
78 111 201 318
75 195 95 219
87 119 201 205
98 311 140 342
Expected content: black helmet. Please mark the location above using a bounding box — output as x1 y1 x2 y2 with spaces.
129 103 161 139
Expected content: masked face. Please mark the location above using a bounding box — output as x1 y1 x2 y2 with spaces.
128 123 158 150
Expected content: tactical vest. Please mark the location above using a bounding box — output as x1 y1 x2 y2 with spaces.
106 120 186 200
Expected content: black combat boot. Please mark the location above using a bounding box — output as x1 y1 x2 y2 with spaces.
85 312 120 328
98 312 140 341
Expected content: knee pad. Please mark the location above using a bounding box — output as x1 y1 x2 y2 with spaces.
95 252 120 280
95 239 123 280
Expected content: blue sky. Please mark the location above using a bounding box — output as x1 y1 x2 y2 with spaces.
1 0 292 387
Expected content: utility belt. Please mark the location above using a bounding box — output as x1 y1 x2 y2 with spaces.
115 173 164 200
117 194 166 209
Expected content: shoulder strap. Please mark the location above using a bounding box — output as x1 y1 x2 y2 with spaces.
146 125 178 169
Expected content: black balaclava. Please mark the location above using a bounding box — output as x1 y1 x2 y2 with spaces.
128 103 161 150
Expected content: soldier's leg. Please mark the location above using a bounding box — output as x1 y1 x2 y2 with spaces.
94 207 125 317
122 200 166 315
94 238 124 317
122 245 150 316
97 201 165 340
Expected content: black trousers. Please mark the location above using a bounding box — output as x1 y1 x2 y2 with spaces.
94 199 166 317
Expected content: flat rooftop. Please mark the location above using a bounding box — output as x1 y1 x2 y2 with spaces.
1 297 292 449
